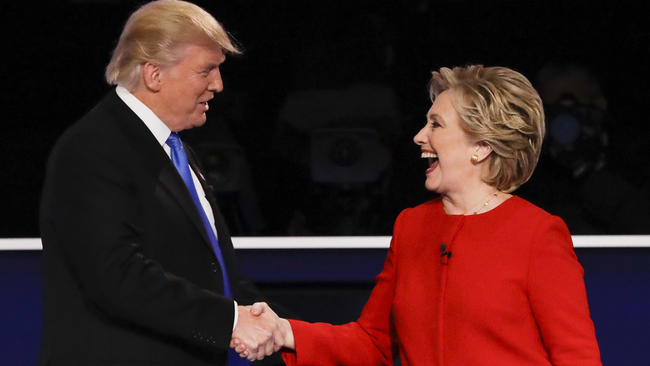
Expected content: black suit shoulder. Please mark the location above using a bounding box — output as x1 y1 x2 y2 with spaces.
48 91 161 171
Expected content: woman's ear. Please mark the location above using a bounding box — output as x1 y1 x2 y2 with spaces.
473 141 493 163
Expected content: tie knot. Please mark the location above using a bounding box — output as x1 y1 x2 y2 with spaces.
166 132 182 150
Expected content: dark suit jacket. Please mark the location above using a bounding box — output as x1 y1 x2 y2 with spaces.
39 91 265 365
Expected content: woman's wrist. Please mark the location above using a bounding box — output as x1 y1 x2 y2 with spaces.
280 318 295 350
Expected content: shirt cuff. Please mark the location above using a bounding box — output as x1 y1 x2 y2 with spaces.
233 300 238 331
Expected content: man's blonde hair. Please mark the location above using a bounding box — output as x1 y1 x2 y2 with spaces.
105 0 240 90
429 65 545 193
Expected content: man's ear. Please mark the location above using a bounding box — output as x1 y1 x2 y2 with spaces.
141 62 162 92
474 141 493 163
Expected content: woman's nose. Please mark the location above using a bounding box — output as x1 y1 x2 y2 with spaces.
413 126 428 146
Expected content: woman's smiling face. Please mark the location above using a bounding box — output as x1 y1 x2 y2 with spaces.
413 90 479 194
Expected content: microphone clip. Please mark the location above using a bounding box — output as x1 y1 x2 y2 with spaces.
440 243 452 265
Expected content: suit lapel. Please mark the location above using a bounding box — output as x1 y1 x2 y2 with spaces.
186 145 234 256
186 149 243 290
158 164 213 249
104 91 214 252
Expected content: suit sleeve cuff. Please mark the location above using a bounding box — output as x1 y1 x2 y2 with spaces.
233 300 238 331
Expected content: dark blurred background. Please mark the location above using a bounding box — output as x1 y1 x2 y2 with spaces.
2 0 649 237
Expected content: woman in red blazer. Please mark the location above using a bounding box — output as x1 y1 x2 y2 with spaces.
236 65 602 365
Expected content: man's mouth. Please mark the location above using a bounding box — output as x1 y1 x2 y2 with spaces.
421 150 438 174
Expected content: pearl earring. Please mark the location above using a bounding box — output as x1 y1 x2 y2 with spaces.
471 154 479 163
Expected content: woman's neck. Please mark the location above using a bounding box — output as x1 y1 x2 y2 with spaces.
441 184 511 215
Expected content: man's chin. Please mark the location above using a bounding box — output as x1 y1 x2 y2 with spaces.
188 115 208 129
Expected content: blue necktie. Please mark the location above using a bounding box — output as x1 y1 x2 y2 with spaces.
166 133 249 366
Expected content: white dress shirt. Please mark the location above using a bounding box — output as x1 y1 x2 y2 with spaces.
115 86 238 330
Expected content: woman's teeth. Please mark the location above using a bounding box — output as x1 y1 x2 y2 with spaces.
421 152 438 172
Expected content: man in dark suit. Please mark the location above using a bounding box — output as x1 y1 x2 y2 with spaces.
39 1 284 364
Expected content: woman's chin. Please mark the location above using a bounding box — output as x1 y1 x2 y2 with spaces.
424 180 440 193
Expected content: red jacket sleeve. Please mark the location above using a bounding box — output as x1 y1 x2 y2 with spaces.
281 211 409 366
527 216 602 366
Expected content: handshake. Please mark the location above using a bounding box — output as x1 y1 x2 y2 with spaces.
231 302 295 361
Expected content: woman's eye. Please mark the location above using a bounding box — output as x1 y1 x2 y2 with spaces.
431 121 441 128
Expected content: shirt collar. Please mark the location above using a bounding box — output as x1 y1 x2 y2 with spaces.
115 85 171 147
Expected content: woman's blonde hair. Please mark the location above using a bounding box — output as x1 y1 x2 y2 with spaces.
105 0 240 90
429 65 545 193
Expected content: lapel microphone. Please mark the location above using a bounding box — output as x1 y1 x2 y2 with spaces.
440 243 452 265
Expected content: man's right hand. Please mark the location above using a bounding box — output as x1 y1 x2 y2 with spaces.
230 302 294 361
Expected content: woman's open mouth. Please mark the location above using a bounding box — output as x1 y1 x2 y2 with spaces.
421 150 438 174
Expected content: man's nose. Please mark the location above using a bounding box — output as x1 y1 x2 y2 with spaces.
209 69 223 92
